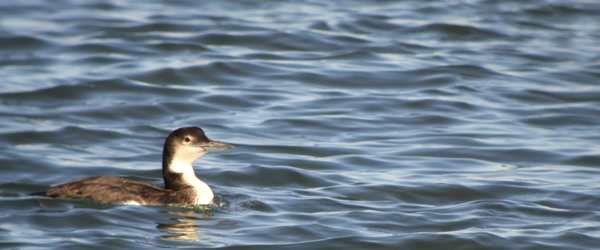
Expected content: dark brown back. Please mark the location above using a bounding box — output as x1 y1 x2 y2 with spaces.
43 177 198 205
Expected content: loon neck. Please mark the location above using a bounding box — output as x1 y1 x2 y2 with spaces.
162 161 214 204
162 142 202 189
163 161 197 188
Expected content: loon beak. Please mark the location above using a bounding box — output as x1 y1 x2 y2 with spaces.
201 140 234 152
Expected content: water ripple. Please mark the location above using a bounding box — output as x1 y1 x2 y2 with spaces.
1 0 600 249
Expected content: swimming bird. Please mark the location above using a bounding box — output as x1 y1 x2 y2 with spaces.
33 127 233 205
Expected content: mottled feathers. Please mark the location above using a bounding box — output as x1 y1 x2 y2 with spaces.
41 176 200 205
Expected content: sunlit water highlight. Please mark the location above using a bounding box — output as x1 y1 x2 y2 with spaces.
1 1 600 249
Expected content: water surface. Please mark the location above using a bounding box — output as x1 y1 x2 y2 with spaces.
1 0 600 249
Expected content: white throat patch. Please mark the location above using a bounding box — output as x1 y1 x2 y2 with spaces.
169 161 195 174
168 161 214 204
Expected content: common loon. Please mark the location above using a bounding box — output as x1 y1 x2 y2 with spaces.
34 127 233 205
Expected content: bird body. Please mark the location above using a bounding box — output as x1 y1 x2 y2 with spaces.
35 127 233 205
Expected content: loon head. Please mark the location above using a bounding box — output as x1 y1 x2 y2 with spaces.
162 127 233 189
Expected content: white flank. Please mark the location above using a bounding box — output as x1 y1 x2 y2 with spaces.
122 200 142 205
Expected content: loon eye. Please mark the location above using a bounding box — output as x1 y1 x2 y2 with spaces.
184 137 191 143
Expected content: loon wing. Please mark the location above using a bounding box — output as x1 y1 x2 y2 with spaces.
41 177 172 205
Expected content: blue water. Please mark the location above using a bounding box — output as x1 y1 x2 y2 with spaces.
1 0 600 249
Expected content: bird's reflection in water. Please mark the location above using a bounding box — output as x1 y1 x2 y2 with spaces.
157 204 236 242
